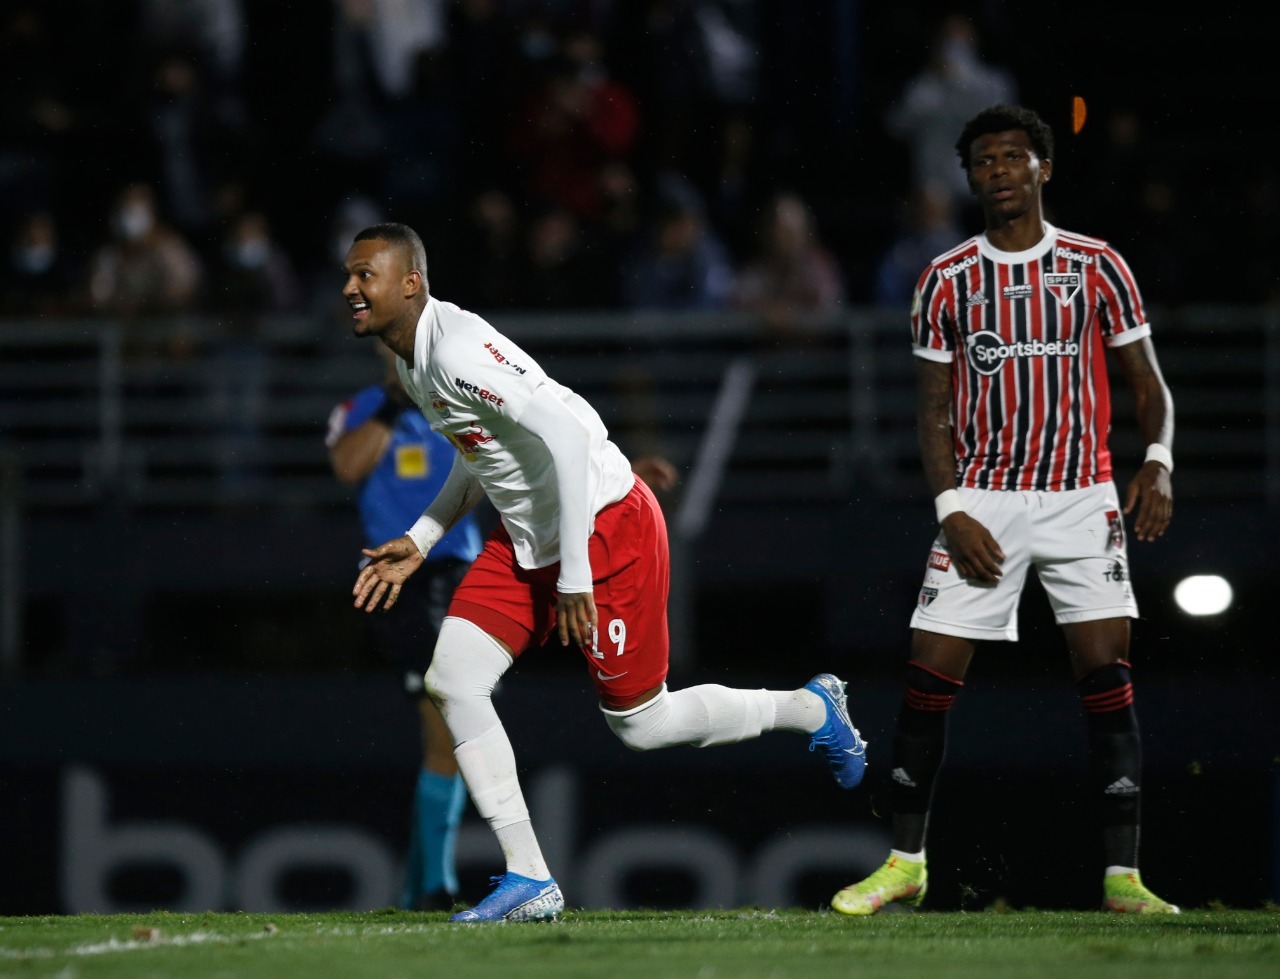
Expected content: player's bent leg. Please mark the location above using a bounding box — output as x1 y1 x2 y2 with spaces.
602 677 866 789
831 852 928 916
1102 870 1180 914
602 684 770 749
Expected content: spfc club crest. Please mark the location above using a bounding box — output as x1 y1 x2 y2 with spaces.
1043 271 1081 306
919 586 939 608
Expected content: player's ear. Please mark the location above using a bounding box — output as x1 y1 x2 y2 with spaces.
1040 158 1053 184
404 268 423 298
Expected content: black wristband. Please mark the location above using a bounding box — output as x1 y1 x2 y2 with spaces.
372 393 404 427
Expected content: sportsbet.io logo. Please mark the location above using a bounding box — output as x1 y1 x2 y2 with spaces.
964 330 1080 376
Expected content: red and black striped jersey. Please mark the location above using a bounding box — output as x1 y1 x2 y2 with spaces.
911 223 1150 492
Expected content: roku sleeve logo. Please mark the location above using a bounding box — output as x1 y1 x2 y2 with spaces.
964 331 1079 375
454 376 504 406
940 254 979 279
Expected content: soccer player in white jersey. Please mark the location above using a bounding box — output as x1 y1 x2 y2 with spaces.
341 222 866 922
831 106 1179 916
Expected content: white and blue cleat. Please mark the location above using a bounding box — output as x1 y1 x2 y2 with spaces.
449 872 565 923
804 673 867 789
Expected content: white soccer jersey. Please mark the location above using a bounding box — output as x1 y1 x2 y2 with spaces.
911 224 1150 491
396 296 634 571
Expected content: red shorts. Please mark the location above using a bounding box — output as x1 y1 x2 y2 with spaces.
447 476 670 707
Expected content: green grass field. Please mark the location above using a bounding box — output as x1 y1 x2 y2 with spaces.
2 907 1278 979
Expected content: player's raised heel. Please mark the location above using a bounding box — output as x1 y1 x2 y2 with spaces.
804 674 868 789
831 855 927 916
1102 871 1179 914
449 872 565 923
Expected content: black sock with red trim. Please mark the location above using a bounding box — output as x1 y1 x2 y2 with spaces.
890 661 964 853
1078 661 1142 868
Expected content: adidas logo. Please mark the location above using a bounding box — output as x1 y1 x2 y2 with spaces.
965 292 988 307
891 767 917 788
1104 776 1139 796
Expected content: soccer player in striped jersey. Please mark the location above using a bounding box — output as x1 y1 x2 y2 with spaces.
832 105 1179 916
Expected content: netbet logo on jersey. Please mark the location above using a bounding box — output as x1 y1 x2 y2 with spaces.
454 376 504 406
964 330 1080 376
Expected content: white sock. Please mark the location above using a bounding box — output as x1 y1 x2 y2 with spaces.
1105 865 1139 877
605 684 779 749
890 848 926 864
495 820 550 881
426 618 549 878
771 688 826 733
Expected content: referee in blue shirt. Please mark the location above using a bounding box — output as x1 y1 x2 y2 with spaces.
327 345 484 911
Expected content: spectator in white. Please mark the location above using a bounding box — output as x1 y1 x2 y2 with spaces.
884 13 1017 214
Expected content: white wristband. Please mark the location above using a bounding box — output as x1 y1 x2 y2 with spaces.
934 489 965 523
1144 443 1174 474
406 513 446 558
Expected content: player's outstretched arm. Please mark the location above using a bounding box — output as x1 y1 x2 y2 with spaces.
354 536 424 612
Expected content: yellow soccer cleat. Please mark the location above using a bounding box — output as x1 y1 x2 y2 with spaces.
1102 871 1180 914
832 854 927 916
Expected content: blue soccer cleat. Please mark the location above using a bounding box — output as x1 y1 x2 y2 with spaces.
804 673 867 789
449 872 565 923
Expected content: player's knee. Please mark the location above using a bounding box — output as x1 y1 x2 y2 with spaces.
422 660 450 706
904 660 964 711
604 710 656 751
423 617 512 707
602 689 673 752
1077 660 1136 732
1077 660 1133 700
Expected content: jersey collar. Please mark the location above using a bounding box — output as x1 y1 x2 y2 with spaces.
977 222 1057 264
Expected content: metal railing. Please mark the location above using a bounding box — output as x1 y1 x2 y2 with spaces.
2 305 1277 673
2 305 1276 512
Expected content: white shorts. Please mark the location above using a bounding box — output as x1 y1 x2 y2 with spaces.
909 482 1139 642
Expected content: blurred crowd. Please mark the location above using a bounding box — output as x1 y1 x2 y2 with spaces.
2 0 1272 330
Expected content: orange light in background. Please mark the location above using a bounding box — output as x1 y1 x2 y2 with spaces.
1072 96 1088 134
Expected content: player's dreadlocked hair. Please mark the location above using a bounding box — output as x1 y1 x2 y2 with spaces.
955 105 1055 170
354 222 429 283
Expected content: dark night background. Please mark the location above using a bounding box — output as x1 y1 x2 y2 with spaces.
1 1 1275 916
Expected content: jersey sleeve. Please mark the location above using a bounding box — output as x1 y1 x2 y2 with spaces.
436 332 548 420
324 385 383 449
910 266 956 363
1096 245 1151 347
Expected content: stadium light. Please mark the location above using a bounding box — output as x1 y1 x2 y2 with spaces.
1172 574 1233 616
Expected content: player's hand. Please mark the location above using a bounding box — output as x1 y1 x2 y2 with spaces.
354 535 424 612
557 590 597 648
940 512 1005 582
1124 461 1173 542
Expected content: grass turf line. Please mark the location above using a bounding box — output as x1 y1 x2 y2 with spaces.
1 908 1277 979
